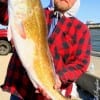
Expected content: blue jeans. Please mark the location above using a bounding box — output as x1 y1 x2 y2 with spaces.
10 95 21 100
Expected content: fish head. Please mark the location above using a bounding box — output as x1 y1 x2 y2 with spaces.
8 0 44 39
8 0 41 20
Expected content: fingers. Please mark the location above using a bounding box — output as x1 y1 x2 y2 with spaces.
35 74 61 99
35 89 40 93
54 74 62 90
35 86 51 100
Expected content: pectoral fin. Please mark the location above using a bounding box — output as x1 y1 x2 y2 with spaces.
7 23 12 41
15 22 26 39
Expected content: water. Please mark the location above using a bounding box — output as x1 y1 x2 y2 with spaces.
77 86 96 100
90 28 100 52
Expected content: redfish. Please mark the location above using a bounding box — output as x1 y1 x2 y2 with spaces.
8 0 74 100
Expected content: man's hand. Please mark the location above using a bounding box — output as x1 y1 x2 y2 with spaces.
35 86 51 100
54 74 62 90
35 74 62 99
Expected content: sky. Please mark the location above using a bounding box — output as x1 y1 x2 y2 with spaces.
41 0 100 23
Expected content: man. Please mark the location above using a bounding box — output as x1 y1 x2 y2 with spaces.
0 0 91 99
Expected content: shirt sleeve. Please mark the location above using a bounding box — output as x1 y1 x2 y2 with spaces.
0 2 8 25
58 27 91 83
49 24 91 84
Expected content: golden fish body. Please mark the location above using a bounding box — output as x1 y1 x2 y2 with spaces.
8 0 73 100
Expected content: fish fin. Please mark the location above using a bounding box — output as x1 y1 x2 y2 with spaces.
14 22 26 39
10 18 26 39
7 24 12 41
18 22 26 39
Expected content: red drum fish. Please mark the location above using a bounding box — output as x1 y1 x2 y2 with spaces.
7 0 77 99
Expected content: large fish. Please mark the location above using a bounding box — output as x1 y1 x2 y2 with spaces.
7 0 75 100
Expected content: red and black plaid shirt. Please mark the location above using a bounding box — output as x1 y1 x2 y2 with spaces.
45 8 91 83
0 2 8 25
0 3 91 100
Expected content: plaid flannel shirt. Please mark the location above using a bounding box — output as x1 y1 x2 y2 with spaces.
0 2 8 25
45 8 91 83
0 3 91 99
